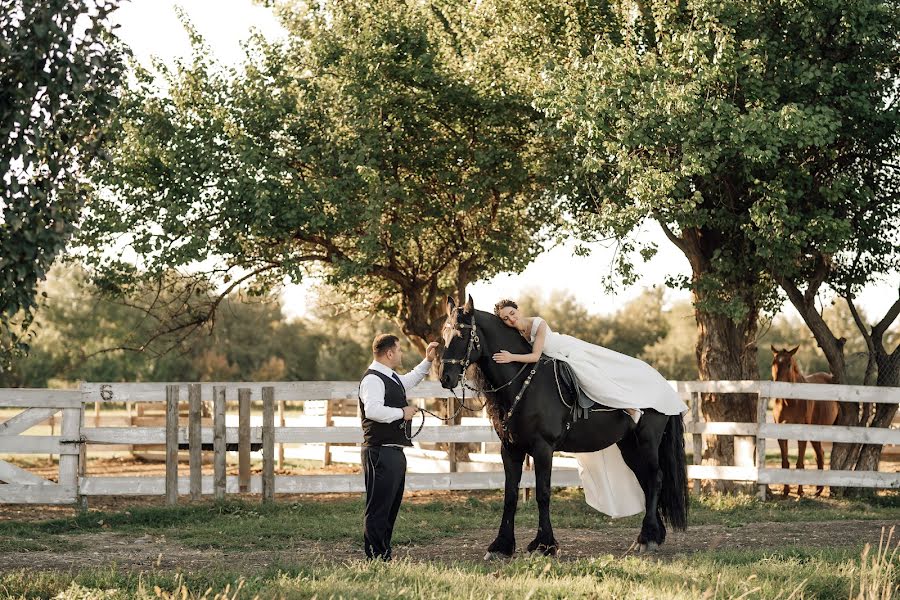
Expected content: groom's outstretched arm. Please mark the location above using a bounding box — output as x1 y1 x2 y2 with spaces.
398 342 439 390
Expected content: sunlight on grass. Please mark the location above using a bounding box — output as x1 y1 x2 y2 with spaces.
2 540 896 599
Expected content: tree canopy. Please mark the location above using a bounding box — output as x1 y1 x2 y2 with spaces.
526 0 900 468
1 0 126 369
78 0 564 351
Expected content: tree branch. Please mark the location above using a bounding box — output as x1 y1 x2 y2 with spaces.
654 215 687 254
846 292 877 386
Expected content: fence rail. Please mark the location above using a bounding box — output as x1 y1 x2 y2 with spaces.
0 380 898 505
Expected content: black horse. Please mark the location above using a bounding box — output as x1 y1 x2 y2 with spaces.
439 296 688 557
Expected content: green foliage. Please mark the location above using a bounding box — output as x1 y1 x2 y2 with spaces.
0 266 411 386
641 299 700 381
0 0 127 369
78 0 564 348
535 0 900 327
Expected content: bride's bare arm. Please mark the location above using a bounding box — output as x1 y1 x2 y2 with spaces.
493 320 548 364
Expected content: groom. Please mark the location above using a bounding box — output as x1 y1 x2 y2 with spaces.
358 333 439 561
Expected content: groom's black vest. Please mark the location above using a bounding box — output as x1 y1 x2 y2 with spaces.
359 369 412 447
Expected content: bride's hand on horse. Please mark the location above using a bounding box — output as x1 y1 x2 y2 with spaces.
493 350 513 364
425 342 439 362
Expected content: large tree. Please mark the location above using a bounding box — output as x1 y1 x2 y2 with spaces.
77 0 562 353
0 0 126 369
532 0 900 472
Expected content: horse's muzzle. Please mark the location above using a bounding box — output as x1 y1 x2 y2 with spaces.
440 372 459 389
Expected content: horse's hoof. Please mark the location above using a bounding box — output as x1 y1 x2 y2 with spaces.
526 540 559 556
484 551 511 561
537 544 558 557
637 541 659 554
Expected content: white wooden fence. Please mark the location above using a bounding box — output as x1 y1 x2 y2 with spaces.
0 380 898 505
0 389 82 504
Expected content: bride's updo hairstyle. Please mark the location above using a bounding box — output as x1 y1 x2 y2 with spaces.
493 299 518 317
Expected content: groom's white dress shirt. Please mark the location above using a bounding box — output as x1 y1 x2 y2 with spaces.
359 359 432 423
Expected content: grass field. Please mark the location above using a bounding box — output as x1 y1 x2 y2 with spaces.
1 490 898 599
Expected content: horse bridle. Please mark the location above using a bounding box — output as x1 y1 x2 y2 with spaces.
439 312 534 428
441 317 479 366
401 311 539 441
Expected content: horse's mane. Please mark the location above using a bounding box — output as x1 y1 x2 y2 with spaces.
467 310 532 437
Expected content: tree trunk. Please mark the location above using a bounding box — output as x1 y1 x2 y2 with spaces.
694 305 760 491
670 225 762 492
846 352 900 498
397 280 472 463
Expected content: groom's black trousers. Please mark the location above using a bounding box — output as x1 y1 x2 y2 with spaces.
362 445 407 560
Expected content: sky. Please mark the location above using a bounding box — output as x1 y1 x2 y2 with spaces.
110 0 899 323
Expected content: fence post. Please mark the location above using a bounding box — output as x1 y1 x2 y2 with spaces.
262 387 275 503
278 399 286 469
323 399 333 467
213 386 226 501
691 391 702 495
756 386 769 500
522 455 531 502
188 384 202 501
165 385 179 505
447 396 457 474
60 404 83 509
238 388 251 493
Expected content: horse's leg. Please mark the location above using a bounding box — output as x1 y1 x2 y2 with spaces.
778 438 790 497
617 415 665 551
812 441 826 497
795 439 807 497
526 441 559 556
485 443 524 559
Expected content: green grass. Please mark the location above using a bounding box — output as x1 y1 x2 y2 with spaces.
1 545 896 599
0 491 897 598
1 490 897 554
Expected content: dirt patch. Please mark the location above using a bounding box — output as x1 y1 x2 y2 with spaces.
0 519 894 573
396 519 898 562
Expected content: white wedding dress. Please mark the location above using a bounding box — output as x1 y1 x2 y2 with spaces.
528 317 687 518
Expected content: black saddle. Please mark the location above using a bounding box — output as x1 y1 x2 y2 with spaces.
548 357 621 422
555 360 595 409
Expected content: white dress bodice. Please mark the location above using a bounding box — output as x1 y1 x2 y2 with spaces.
528 317 686 415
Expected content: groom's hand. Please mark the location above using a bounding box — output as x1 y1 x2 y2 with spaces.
425 342 439 362
402 406 418 420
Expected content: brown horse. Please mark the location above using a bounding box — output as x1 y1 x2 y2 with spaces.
770 345 839 497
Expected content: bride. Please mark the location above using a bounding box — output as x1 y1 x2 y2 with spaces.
492 299 688 518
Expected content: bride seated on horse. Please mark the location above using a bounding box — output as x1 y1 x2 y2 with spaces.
439 295 689 557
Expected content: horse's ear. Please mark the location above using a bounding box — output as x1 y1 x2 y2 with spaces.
446 296 456 315
463 294 474 314
770 344 778 354
788 345 799 355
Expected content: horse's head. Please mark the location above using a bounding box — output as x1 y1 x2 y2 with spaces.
771 345 800 382
439 295 483 389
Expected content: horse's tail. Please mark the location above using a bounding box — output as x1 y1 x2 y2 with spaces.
658 413 689 531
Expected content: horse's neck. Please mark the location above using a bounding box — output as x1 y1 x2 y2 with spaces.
474 321 528 404
790 362 807 383
475 357 520 400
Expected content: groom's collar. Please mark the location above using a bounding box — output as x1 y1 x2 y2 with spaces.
368 360 398 378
